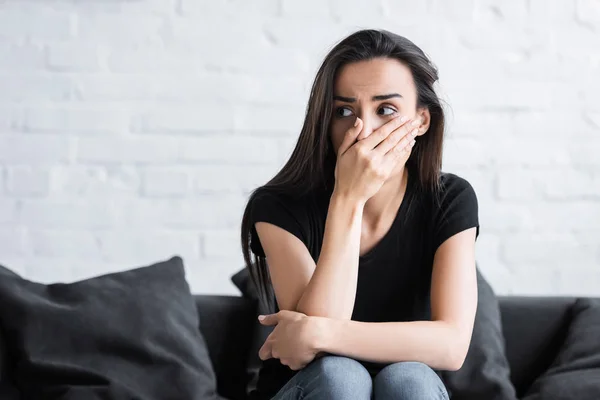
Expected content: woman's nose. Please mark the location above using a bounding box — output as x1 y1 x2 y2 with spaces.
356 115 380 141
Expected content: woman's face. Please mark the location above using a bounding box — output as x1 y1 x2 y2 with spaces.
330 57 429 156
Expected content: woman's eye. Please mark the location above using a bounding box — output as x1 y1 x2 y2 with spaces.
378 106 397 116
335 107 353 118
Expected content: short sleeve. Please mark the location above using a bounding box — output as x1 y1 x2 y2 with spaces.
249 191 308 258
432 174 480 250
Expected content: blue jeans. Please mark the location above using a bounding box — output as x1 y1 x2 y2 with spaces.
271 356 449 400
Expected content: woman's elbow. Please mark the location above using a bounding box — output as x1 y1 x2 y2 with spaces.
444 334 470 371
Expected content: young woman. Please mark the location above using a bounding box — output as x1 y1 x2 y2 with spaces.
240 29 479 400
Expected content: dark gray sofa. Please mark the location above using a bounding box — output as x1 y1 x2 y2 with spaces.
194 295 590 399
0 294 595 399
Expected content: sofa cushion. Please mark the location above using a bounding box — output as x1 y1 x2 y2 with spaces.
441 268 518 400
196 295 257 400
522 298 600 400
499 296 575 396
0 257 222 400
0 266 21 399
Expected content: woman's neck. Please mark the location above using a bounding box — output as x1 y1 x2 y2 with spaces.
362 166 409 228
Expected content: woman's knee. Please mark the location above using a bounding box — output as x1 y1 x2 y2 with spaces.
310 356 372 398
373 361 448 400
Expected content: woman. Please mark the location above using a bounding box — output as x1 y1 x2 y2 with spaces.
240 29 479 400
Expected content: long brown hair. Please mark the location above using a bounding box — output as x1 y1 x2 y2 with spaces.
240 29 445 312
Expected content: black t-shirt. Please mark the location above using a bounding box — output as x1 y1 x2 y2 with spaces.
248 171 479 399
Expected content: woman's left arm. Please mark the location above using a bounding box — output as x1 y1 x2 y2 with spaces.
316 227 478 370
259 227 478 371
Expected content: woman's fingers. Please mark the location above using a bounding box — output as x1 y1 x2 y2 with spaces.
383 132 417 169
338 117 363 156
258 341 272 360
359 114 410 150
375 119 420 156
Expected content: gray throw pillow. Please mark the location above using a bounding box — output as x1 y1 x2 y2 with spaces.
522 298 600 400
441 268 518 400
0 257 222 400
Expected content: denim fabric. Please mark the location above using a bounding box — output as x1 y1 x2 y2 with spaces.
272 356 449 400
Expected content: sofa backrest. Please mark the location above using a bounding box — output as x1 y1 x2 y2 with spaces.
498 296 577 397
195 294 600 399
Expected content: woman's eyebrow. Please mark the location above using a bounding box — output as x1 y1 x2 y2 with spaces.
333 93 403 102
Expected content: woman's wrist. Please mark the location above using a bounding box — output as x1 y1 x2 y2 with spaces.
309 315 346 354
330 189 365 215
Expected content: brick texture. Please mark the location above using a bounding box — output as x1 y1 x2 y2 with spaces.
0 0 598 296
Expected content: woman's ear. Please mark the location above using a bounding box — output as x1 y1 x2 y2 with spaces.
415 107 431 137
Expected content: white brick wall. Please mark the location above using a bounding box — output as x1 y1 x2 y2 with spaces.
0 0 599 296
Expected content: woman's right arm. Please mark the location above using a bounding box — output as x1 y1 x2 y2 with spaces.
256 115 417 319
256 191 364 319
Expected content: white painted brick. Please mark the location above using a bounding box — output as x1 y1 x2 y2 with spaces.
47 42 105 72
475 260 515 296
512 111 597 138
166 15 270 50
184 259 241 295
263 19 348 57
281 0 331 18
428 0 476 21
72 75 159 101
442 139 490 168
201 229 241 259
179 136 280 164
528 0 577 24
382 0 428 17
0 0 598 296
178 0 280 17
234 105 306 134
0 42 46 72
446 80 579 111
0 227 27 257
330 0 386 21
0 199 19 225
112 196 246 229
475 232 501 261
20 199 116 229
584 112 600 130
51 166 140 197
0 8 73 40
141 168 192 197
530 202 600 231
0 134 72 164
582 83 600 111
6 166 50 196
135 106 235 134
201 45 311 75
479 201 535 232
28 229 101 258
497 168 600 200
490 139 572 167
75 14 165 46
507 265 561 295
569 140 600 166
501 233 598 267
0 74 73 102
576 0 600 23
106 45 202 74
446 111 513 138
472 0 529 23
96 230 200 264
194 165 277 193
556 268 600 296
75 137 179 164
20 107 129 134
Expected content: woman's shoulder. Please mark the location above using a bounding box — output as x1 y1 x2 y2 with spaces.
431 172 478 208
